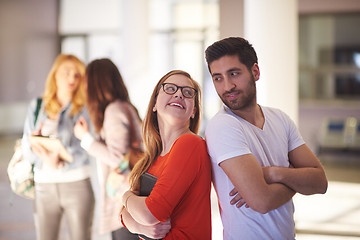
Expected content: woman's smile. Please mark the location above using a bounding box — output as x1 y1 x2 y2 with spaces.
168 101 185 109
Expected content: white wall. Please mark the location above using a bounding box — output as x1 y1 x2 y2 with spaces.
245 0 298 123
0 0 58 135
219 0 299 123
120 0 151 119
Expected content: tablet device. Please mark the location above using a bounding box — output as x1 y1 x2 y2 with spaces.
139 172 158 197
138 173 159 240
28 135 73 162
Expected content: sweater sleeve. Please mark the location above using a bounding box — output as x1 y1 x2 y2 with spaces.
86 101 131 169
145 134 208 222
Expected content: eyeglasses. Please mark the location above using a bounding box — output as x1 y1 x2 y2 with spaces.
161 83 197 98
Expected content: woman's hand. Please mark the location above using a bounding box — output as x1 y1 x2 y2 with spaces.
31 122 43 136
30 141 64 169
121 207 171 239
139 218 171 239
74 116 89 140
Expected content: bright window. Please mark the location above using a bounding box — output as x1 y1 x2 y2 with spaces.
299 13 360 101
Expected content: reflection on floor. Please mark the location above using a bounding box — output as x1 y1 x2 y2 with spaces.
295 158 360 240
0 134 359 240
295 181 360 239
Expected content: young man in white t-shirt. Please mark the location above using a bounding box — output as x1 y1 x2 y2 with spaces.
204 37 328 240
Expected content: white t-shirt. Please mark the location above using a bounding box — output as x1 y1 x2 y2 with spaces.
205 105 305 240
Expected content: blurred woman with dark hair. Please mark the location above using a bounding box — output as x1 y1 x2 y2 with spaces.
74 58 141 239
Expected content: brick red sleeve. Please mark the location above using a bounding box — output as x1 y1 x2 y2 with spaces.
145 134 207 222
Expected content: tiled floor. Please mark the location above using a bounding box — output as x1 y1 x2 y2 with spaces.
294 158 360 240
1 134 359 240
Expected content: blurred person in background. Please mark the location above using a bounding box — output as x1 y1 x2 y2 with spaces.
22 54 95 240
74 58 141 240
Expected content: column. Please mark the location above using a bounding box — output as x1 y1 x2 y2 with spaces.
219 0 299 123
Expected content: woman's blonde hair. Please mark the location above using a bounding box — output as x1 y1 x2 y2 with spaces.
43 54 86 117
129 70 201 191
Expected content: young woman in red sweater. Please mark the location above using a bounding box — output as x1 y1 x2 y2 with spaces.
121 70 212 240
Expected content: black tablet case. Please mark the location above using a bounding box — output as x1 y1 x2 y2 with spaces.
139 172 158 196
138 172 160 240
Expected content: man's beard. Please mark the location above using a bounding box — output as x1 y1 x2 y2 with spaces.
220 76 256 111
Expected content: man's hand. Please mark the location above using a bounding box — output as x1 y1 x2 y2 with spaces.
221 154 296 214
261 145 328 196
262 164 294 184
229 187 249 208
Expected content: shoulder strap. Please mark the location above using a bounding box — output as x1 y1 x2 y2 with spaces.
34 98 42 126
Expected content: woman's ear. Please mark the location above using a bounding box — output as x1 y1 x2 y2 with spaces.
153 104 157 112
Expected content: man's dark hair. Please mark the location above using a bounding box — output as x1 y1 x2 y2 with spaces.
205 37 258 72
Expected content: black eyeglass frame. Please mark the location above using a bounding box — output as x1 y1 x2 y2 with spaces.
160 83 198 98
